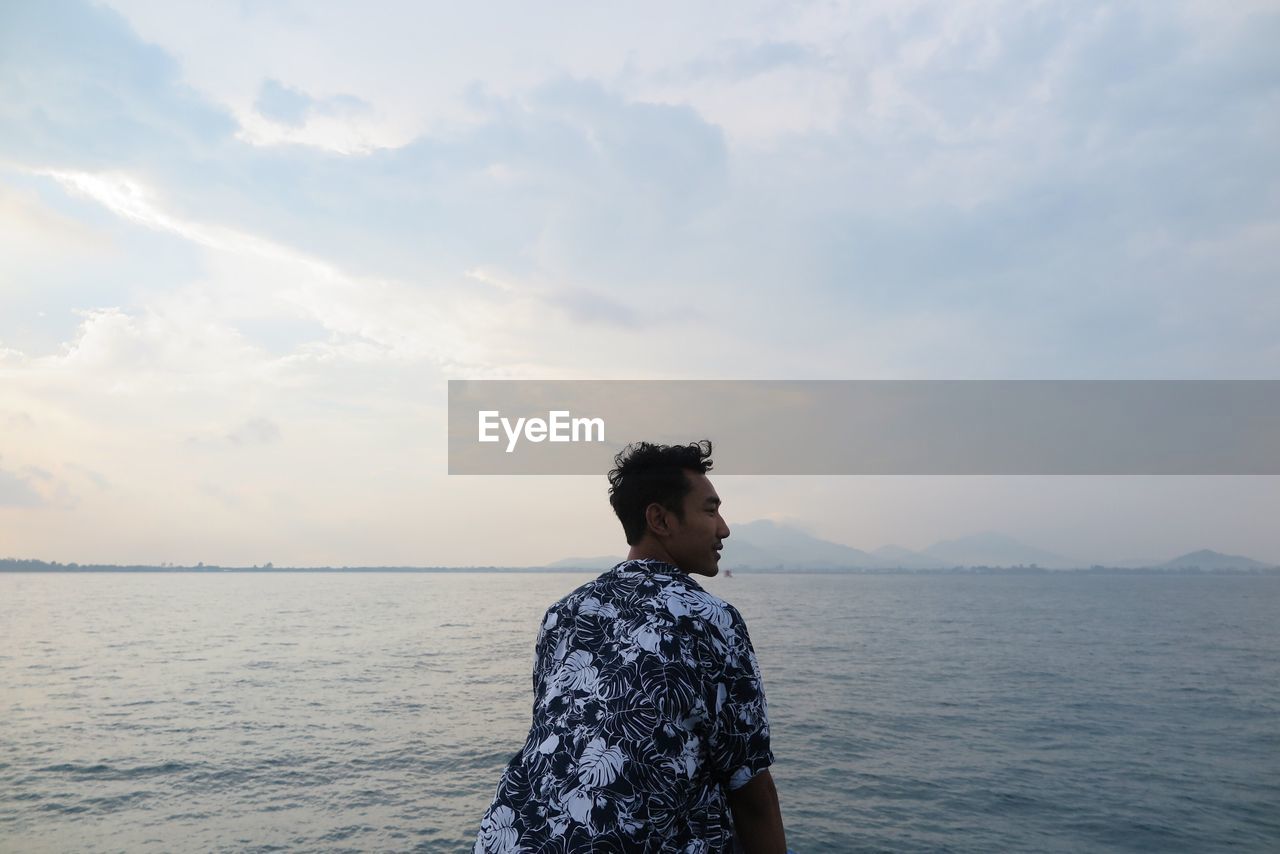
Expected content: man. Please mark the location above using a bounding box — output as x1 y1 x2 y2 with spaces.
475 440 787 853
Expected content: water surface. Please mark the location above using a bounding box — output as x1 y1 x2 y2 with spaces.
2 572 1277 852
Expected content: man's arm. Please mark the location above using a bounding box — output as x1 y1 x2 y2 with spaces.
728 769 786 854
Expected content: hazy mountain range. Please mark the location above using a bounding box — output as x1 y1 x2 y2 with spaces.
4 525 1272 573
548 521 1277 571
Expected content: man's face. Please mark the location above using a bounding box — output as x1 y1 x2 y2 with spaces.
665 471 730 577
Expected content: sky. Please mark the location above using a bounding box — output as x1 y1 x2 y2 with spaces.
1 0 1278 567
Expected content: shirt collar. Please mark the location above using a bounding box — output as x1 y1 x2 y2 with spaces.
609 558 706 591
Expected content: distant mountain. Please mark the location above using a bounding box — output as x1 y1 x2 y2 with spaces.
551 526 1081 570
1156 549 1275 570
921 532 1077 569
546 521 880 571
717 536 787 569
721 520 877 569
544 528 1274 573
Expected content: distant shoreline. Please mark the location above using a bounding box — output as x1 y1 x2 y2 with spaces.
3 561 1278 576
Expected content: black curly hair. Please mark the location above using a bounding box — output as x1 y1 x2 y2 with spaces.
607 440 714 545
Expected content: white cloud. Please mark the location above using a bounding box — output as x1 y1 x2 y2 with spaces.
242 80 383 154
29 167 486 371
55 306 251 381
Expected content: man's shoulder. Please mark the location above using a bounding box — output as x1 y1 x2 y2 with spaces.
667 582 748 631
544 574 605 615
540 566 638 615
680 582 737 615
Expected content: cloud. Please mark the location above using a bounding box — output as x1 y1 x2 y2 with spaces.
254 78 372 128
677 39 826 82
3 0 1277 385
0 181 111 254
0 0 236 168
21 169 490 373
546 288 641 328
66 463 110 489
55 306 259 381
3 0 731 307
255 79 313 126
183 417 277 450
198 480 243 509
1 410 36 430
0 468 43 506
227 416 280 445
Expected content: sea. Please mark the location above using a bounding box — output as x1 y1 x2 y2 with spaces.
1 571 1277 853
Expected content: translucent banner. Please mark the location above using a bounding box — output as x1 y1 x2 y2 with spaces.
447 380 1280 475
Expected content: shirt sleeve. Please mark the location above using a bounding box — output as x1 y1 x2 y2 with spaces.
707 605 774 791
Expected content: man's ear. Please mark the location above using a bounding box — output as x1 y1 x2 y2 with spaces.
643 502 672 538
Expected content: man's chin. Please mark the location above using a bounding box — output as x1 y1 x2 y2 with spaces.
678 555 720 577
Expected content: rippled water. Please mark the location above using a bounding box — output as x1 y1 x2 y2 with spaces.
2 572 1278 852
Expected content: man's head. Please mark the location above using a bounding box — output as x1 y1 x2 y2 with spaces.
608 440 729 577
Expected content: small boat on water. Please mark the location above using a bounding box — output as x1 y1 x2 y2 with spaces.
723 568 733 578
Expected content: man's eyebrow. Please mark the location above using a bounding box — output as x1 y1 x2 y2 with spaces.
704 496 721 507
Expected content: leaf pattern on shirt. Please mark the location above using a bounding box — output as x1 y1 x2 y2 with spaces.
578 737 626 788
475 559 773 853
560 650 599 693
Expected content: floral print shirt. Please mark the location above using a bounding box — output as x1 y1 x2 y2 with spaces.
475 559 774 853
